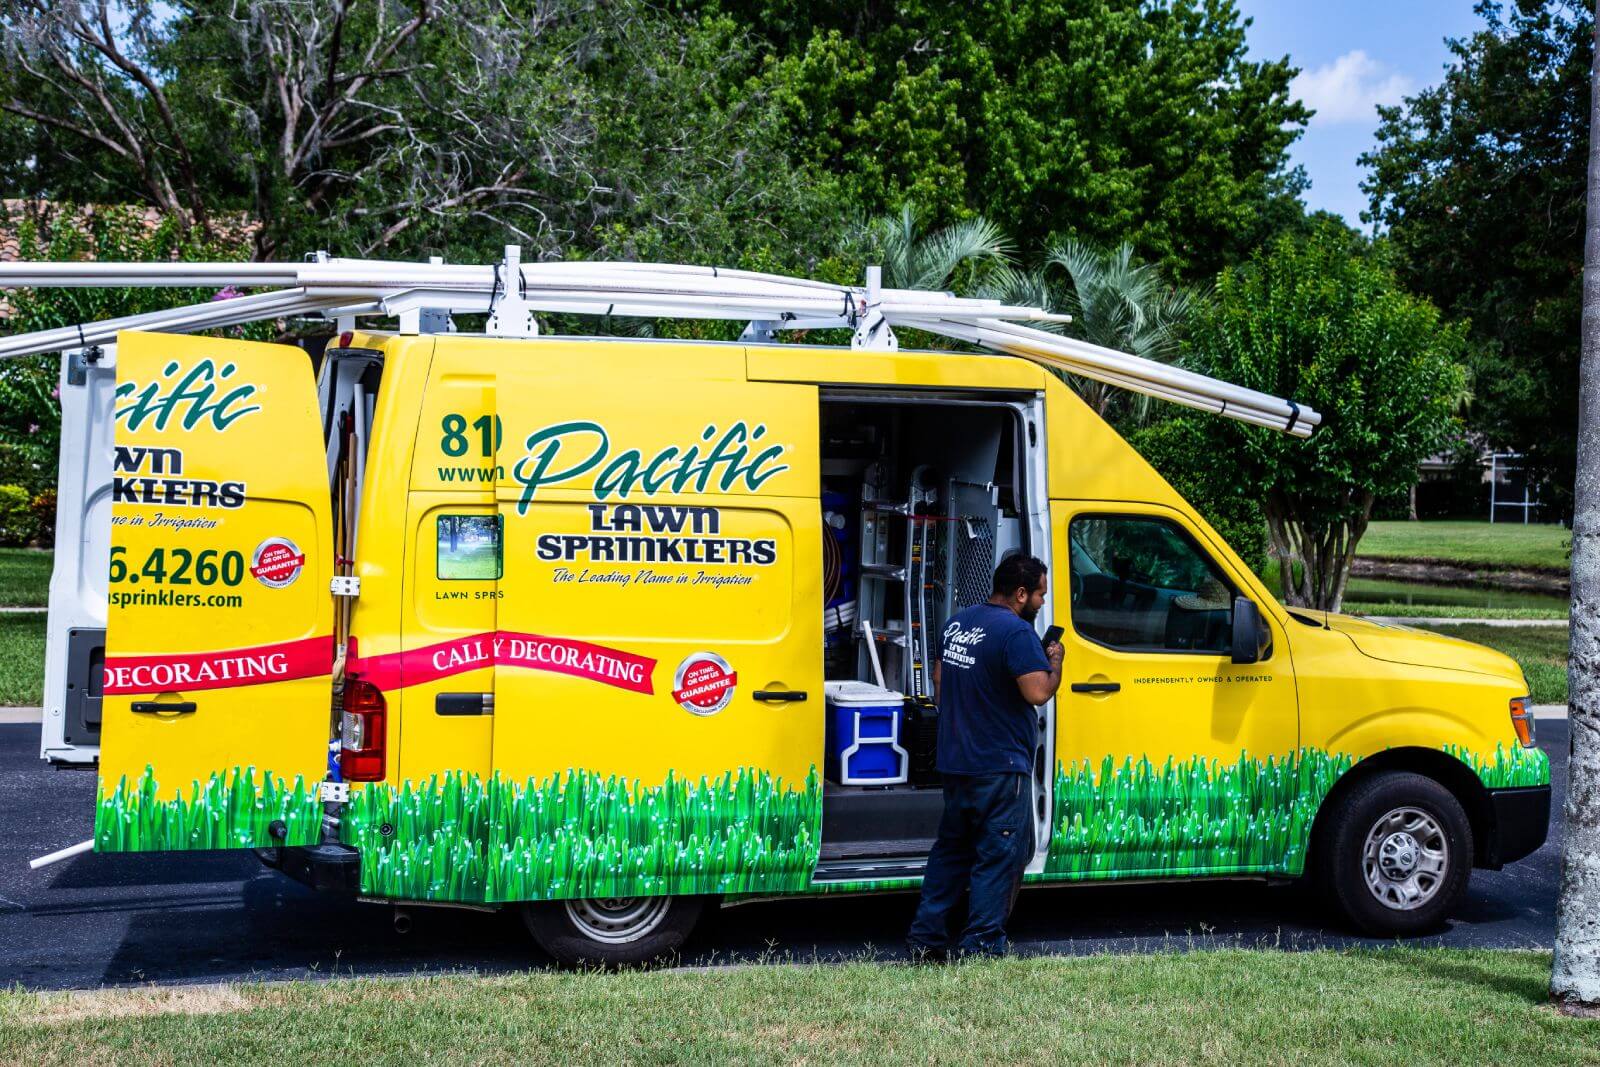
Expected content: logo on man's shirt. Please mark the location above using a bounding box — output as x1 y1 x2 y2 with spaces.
941 620 988 669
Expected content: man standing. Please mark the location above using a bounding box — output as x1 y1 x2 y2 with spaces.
907 553 1064 959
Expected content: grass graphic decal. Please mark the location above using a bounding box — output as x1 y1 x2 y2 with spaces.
1445 742 1550 789
1045 749 1351 880
94 765 321 851
341 767 822 903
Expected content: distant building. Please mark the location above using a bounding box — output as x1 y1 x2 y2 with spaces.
1410 440 1544 523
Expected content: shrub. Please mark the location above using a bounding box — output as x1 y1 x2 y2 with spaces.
0 484 37 546
30 488 56 546
0 443 49 495
1128 420 1269 576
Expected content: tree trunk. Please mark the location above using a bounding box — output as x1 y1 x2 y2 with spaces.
1552 2 1600 1017
1264 492 1373 613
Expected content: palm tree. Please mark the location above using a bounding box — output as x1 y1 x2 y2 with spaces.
1551 0 1600 1017
870 205 1012 292
978 241 1195 423
1045 240 1195 420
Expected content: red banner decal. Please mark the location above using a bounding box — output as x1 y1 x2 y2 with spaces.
103 635 333 695
348 632 656 696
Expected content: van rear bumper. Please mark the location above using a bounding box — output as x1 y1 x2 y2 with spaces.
1483 785 1551 868
257 843 362 894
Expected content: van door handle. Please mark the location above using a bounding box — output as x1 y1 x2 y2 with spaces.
437 693 495 716
130 701 197 714
1070 682 1120 694
754 690 808 702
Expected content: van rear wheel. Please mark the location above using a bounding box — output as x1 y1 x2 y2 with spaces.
520 894 708 966
1316 771 1472 937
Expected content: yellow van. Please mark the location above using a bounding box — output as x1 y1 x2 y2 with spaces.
23 258 1548 965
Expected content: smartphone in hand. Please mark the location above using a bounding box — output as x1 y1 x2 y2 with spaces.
1042 624 1064 649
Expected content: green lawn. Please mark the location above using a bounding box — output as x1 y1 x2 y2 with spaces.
1345 603 1567 621
0 547 51 607
0 613 45 705
1416 623 1568 704
1358 520 1570 572
439 540 500 581
2 949 1595 1063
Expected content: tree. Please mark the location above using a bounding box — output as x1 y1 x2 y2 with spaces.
1182 225 1469 611
1551 0 1600 1017
723 0 1311 280
0 1 856 270
976 240 1196 424
1127 418 1268 574
1363 1 1592 515
1042 241 1195 422
870 205 1011 292
1 2 218 232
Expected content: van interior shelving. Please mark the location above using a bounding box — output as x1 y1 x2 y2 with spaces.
815 393 1042 875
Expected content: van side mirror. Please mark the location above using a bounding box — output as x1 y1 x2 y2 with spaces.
1231 597 1268 664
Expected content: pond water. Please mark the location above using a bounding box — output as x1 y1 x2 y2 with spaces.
1342 576 1566 612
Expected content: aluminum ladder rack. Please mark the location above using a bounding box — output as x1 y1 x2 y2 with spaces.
0 247 1322 438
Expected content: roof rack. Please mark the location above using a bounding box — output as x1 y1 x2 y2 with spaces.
0 246 1320 437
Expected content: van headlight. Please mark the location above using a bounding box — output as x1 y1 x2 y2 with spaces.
1509 696 1535 748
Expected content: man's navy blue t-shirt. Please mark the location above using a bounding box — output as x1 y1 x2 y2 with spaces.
935 602 1052 776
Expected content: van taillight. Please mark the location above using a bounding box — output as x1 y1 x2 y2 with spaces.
1509 696 1535 748
341 677 387 781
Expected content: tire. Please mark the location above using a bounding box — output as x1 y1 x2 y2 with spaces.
520 894 709 966
1315 771 1473 937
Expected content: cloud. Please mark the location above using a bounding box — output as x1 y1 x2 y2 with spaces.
1290 50 1415 124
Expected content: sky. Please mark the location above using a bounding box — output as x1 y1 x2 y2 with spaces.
1235 1 1488 226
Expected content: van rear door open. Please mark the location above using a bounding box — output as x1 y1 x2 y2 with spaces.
96 331 333 853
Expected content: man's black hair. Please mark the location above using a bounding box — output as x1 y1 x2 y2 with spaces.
992 553 1047 598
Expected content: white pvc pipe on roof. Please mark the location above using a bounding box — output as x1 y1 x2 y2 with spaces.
915 317 1313 437
906 316 1321 432
961 317 1321 427
0 261 299 287
0 288 348 359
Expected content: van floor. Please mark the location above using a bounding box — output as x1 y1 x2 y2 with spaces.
819 781 943 861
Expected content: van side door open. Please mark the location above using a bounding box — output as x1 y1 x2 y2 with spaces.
96 331 334 853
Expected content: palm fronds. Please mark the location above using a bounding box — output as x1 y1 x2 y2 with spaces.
1043 239 1198 420
870 205 1012 292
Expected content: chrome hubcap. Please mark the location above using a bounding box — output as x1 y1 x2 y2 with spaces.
1362 807 1449 911
564 896 671 944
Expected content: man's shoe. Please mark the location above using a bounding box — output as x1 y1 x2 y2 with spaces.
951 942 1008 961
906 941 948 964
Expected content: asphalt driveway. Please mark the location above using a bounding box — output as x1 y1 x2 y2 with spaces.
0 721 1568 990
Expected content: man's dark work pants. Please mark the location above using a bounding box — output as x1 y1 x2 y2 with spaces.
907 771 1033 957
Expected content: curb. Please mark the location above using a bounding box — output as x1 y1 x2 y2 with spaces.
0 707 43 724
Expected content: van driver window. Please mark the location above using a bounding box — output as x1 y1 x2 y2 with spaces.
437 514 502 580
1068 515 1234 654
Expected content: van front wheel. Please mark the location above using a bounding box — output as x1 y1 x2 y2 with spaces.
520 894 709 965
1317 771 1472 937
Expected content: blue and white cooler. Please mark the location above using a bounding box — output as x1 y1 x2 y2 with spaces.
824 681 909 785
